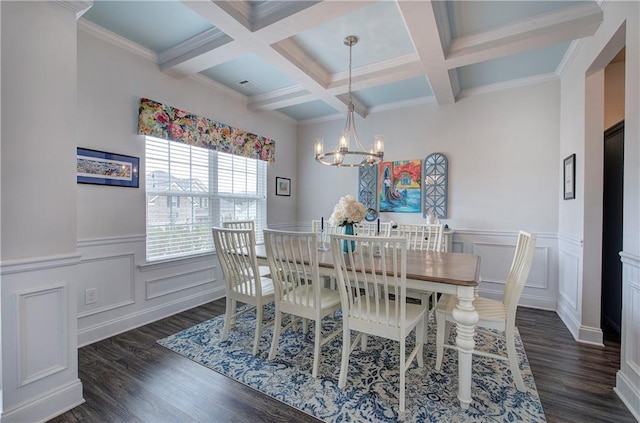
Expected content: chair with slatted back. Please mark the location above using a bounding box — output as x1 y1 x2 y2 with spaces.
330 234 426 412
222 220 270 277
397 223 444 315
264 229 342 378
311 219 343 243
435 231 537 391
354 221 392 237
212 226 275 355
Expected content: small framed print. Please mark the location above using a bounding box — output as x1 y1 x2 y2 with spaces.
563 153 575 200
276 177 291 196
77 148 140 188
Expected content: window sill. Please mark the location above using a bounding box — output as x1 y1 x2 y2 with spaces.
138 251 216 272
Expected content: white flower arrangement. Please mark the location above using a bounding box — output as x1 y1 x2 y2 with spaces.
329 195 367 226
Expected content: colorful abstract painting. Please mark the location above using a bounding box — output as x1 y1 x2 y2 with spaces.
378 160 422 213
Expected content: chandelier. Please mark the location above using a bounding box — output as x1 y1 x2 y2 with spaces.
314 35 384 167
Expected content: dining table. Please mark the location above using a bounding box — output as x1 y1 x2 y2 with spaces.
254 243 481 409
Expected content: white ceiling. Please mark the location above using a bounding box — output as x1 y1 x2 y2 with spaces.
80 0 603 123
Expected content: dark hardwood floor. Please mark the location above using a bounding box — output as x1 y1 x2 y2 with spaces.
49 300 635 423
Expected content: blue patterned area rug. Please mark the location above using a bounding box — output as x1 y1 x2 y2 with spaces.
157 306 545 422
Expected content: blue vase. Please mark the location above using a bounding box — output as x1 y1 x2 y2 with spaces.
343 223 355 253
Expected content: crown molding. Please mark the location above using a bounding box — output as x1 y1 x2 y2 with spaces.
57 0 93 18
457 72 558 99
556 38 585 77
78 18 157 63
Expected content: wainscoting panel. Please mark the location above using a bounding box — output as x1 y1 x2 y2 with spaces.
472 242 548 290
616 252 640 421
17 284 68 386
77 254 135 317
0 253 83 423
77 236 222 346
556 234 583 341
146 267 216 300
451 230 558 310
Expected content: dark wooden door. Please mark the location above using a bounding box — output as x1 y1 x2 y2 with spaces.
602 120 624 338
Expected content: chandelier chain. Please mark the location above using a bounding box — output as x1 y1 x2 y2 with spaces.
348 40 353 105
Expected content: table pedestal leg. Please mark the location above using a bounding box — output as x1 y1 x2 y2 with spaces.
452 285 478 409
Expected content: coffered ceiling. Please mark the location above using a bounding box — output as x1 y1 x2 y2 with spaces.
80 1 603 122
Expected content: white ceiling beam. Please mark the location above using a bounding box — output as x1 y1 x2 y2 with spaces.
249 56 425 112
445 2 603 68
248 86 312 112
179 0 358 115
397 0 456 105
254 1 375 45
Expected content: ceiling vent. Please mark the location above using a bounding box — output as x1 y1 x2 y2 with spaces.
237 79 260 90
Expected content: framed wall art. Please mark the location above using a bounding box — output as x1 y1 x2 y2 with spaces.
77 148 140 188
563 153 576 200
276 176 291 196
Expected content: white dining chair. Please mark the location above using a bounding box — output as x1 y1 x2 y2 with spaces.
397 223 444 315
221 219 255 231
212 226 275 355
222 220 270 277
264 229 342 378
354 221 392 237
330 234 426 412
435 230 537 391
397 223 444 252
311 219 343 243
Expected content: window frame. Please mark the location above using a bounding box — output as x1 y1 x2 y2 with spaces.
145 136 267 262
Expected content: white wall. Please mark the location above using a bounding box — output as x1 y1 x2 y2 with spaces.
605 61 625 129
74 25 298 346
297 82 561 310
1 2 84 422
298 83 560 233
77 28 298 239
558 1 640 419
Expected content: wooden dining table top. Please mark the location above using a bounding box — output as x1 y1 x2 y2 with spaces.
254 244 479 287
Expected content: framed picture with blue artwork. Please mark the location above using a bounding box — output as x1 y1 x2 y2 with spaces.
76 148 139 188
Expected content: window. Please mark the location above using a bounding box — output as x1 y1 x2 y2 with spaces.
145 136 267 261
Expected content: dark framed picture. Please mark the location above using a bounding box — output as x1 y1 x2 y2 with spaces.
563 153 575 200
77 148 140 188
276 177 291 196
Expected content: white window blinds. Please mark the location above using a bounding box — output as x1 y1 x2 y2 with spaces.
145 136 267 262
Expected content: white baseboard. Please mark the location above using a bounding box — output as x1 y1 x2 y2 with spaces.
556 294 580 340
615 370 640 422
78 287 225 347
1 379 84 423
577 325 604 346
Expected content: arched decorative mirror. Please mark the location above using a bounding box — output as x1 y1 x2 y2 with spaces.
422 153 448 218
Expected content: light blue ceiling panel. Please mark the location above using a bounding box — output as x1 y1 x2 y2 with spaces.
354 77 434 108
200 53 296 96
447 1 588 39
292 2 415 73
277 100 338 121
83 1 214 52
457 42 571 90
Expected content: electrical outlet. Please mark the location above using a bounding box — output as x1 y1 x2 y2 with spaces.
85 288 98 305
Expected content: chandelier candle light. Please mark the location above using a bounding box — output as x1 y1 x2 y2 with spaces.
314 35 384 167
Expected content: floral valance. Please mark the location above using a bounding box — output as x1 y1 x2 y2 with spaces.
137 98 275 163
